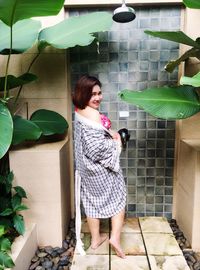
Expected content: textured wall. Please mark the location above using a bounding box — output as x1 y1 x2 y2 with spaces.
69 6 181 218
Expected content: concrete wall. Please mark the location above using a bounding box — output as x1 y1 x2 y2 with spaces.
173 8 200 252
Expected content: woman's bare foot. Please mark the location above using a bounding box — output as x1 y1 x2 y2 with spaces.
109 238 126 259
91 233 108 249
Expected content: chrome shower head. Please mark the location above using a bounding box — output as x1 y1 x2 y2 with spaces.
113 0 136 23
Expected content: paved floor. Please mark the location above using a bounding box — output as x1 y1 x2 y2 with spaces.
71 217 190 270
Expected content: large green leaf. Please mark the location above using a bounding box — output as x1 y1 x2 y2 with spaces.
0 19 41 54
30 109 68 136
144 30 200 49
183 0 200 8
12 115 42 145
0 0 65 26
0 251 14 268
38 12 113 50
0 102 13 159
180 71 200 87
0 73 37 91
165 47 200 73
119 86 200 120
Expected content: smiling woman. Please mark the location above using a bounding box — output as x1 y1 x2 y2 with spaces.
72 75 127 258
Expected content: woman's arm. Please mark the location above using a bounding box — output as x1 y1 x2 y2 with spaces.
82 127 120 172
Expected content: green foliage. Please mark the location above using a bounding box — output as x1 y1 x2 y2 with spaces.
0 251 14 269
0 3 112 268
38 12 113 50
0 6 112 158
144 30 200 73
0 19 41 54
30 109 69 136
0 0 65 26
119 86 200 119
0 74 37 91
183 0 200 8
180 71 200 87
0 103 13 159
120 0 200 120
144 30 200 48
13 215 25 235
12 115 42 145
0 170 28 269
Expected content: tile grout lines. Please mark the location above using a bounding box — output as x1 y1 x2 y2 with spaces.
138 218 152 270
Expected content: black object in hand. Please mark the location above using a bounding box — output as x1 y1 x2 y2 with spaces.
118 128 130 149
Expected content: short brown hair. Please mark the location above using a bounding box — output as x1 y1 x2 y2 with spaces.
72 75 102 110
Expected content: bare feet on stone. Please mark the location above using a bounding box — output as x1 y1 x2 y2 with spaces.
109 238 126 259
91 233 108 249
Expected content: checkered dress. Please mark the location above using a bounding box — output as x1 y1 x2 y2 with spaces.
74 112 126 218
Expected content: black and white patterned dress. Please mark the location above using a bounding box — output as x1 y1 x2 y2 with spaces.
75 112 126 218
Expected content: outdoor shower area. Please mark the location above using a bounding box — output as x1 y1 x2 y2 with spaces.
69 5 181 219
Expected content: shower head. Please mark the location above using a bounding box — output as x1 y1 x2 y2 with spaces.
113 1 136 23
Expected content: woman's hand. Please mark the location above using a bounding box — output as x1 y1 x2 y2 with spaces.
109 130 121 143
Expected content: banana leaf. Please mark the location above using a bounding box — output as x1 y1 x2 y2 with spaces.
0 0 64 26
30 109 68 135
0 19 41 54
38 12 113 50
0 102 13 159
180 72 200 87
183 0 200 8
144 30 200 49
119 85 200 120
165 47 200 73
0 74 37 91
12 115 42 145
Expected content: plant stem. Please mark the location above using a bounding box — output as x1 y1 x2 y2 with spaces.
3 25 13 100
14 52 41 105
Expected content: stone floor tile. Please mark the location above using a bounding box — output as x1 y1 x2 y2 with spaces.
71 254 109 270
82 233 109 255
111 255 150 270
148 255 190 270
81 219 109 233
111 233 146 255
122 217 140 233
139 217 173 233
143 233 182 256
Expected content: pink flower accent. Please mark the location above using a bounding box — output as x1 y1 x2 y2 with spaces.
100 114 111 129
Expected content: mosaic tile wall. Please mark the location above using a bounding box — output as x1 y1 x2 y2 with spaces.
69 6 181 219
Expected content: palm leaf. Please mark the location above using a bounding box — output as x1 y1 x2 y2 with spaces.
38 12 112 50
144 30 200 49
165 47 200 73
119 86 200 119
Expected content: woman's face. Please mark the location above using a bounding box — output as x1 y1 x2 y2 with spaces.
88 85 102 109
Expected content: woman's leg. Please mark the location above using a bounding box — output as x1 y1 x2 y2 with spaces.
109 209 126 258
87 217 107 249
